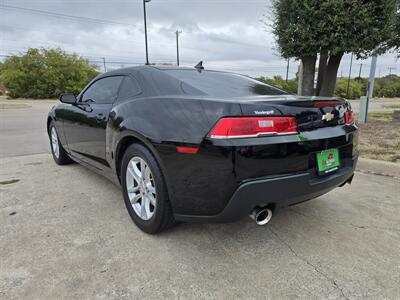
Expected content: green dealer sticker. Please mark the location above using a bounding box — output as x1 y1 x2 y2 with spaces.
316 149 340 174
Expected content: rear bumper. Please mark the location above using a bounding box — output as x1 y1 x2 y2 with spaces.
174 156 357 223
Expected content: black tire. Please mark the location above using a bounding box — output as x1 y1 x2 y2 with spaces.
121 143 175 234
49 121 74 165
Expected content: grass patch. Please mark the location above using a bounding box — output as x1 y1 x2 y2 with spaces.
357 112 400 163
354 112 393 122
383 104 400 109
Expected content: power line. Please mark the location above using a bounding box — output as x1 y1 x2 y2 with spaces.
0 4 137 27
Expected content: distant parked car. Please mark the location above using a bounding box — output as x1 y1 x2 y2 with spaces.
47 66 358 233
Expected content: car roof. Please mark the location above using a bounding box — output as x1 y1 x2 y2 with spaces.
102 65 231 76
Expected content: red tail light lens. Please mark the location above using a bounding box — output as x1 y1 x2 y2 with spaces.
313 101 341 108
345 110 354 125
208 117 297 139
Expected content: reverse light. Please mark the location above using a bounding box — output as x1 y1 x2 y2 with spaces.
208 117 298 139
345 110 355 125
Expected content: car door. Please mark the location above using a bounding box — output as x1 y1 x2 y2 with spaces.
62 76 123 168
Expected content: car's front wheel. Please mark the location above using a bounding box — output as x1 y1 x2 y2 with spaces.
121 143 175 234
49 121 73 165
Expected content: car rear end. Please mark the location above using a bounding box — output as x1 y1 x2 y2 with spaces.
171 96 358 223
198 97 357 221
155 68 358 223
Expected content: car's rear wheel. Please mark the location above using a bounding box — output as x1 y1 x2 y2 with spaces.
121 143 175 234
49 121 73 165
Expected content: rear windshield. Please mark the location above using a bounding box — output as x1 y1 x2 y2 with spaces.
163 69 289 97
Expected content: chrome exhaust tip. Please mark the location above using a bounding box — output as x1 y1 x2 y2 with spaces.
249 208 273 226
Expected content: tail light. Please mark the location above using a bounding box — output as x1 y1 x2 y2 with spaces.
345 110 355 125
208 117 297 139
313 101 341 108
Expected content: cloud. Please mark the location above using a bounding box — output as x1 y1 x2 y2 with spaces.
0 0 398 78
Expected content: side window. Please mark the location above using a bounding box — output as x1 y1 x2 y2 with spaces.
81 76 123 104
118 76 141 99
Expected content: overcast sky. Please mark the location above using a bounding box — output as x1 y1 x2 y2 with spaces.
1 0 399 78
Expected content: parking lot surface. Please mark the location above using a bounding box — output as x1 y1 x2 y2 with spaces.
1 153 399 299
0 99 56 158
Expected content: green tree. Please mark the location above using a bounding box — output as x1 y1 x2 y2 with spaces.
270 0 397 97
0 48 98 99
334 79 363 99
387 1 400 56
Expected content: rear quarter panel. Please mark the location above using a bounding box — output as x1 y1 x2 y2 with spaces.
107 96 242 214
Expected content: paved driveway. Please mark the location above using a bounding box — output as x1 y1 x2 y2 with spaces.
0 154 399 299
350 98 400 113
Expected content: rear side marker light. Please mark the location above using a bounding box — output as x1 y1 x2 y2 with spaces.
345 110 355 125
176 146 199 154
208 117 298 139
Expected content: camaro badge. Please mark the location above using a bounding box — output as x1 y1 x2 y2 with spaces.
322 113 334 122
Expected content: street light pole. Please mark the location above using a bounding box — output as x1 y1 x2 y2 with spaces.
346 53 353 98
143 0 151 65
102 57 107 72
358 63 363 78
175 30 182 66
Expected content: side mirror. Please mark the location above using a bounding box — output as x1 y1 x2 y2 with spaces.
59 93 77 104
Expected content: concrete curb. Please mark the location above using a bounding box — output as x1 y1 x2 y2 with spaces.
357 158 400 178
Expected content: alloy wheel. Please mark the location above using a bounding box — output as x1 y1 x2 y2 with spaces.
51 127 60 159
125 156 157 220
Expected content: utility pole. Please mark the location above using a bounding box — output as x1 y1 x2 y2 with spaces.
388 67 395 76
360 55 378 124
346 53 353 98
285 58 290 82
358 63 363 78
102 57 107 72
175 30 182 66
143 0 151 65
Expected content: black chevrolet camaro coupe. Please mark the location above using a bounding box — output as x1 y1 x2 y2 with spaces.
47 66 358 233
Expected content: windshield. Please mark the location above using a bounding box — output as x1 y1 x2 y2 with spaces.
163 69 289 97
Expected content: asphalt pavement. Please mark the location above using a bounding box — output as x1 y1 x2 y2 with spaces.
0 99 56 158
0 98 399 299
0 154 399 299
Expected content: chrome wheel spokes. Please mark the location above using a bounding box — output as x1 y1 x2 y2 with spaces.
126 156 157 220
51 127 59 159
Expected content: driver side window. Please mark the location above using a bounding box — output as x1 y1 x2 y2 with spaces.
81 76 123 104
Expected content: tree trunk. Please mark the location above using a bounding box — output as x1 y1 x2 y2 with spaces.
300 55 317 96
319 53 344 97
316 51 328 96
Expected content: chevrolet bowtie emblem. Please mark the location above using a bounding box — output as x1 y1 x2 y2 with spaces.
322 113 334 122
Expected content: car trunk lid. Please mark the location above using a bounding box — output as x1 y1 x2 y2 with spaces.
238 95 350 131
